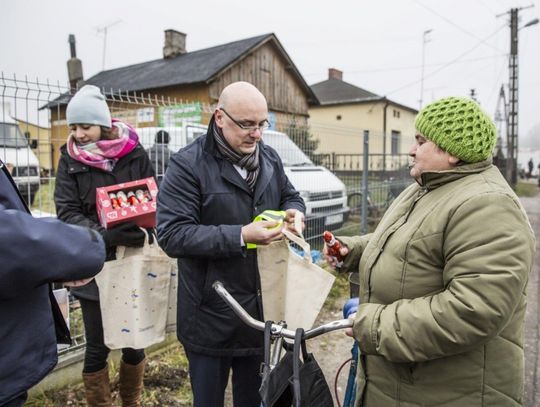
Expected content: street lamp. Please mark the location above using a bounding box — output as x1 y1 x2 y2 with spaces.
419 29 433 109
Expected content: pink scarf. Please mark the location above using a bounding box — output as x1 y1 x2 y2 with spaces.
67 119 139 172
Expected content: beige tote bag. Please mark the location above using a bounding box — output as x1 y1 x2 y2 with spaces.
95 235 172 349
257 229 335 330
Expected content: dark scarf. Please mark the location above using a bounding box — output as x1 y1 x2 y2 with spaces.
212 121 260 190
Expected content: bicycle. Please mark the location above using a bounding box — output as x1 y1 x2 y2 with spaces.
213 281 354 407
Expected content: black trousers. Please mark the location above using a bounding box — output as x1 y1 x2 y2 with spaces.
186 349 263 407
0 393 27 407
79 298 145 373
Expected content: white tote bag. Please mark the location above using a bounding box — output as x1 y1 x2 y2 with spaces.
95 235 172 349
257 229 335 331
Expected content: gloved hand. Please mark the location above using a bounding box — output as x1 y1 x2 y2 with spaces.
343 297 360 318
102 222 145 248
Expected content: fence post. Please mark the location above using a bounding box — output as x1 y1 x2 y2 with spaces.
361 130 369 235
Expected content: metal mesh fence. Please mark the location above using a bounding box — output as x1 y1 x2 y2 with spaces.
1 75 414 355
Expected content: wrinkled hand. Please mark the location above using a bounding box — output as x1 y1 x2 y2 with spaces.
283 209 305 236
242 220 283 246
323 241 349 269
63 278 94 288
345 312 356 337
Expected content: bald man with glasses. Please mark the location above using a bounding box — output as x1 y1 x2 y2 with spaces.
157 81 305 407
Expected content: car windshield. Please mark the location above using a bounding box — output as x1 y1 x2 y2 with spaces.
0 123 28 148
262 132 313 166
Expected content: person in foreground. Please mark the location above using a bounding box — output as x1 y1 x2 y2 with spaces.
0 158 106 407
325 96 535 406
157 81 305 407
54 85 155 406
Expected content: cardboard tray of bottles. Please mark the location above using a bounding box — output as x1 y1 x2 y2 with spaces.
96 177 158 229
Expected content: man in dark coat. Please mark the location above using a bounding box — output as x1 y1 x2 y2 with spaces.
157 81 305 407
0 158 106 407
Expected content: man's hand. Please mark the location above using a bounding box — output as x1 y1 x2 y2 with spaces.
323 241 349 269
241 220 283 246
284 209 305 235
63 278 94 288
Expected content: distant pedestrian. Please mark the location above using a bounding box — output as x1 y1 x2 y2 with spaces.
147 130 172 185
528 158 534 179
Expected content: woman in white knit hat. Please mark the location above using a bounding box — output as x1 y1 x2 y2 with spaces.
54 85 155 406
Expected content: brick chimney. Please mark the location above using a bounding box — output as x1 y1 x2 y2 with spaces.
328 68 343 80
163 29 187 59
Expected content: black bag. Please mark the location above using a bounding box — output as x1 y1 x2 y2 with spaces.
290 328 333 407
259 323 333 407
260 321 294 406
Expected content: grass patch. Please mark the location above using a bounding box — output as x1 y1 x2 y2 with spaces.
515 181 539 197
26 342 193 407
32 178 56 214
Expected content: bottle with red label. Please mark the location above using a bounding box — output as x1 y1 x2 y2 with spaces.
323 230 344 268
127 190 139 206
135 189 150 203
116 191 130 208
108 192 120 210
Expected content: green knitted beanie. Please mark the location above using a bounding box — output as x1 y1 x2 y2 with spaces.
415 97 496 163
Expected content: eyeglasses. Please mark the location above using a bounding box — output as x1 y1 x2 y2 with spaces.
219 108 270 132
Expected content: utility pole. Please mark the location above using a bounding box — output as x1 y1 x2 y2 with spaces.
96 20 122 71
497 6 538 187
507 8 519 186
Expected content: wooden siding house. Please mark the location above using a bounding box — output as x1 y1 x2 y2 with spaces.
45 31 318 171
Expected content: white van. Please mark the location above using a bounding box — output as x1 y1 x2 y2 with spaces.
262 130 350 236
0 109 40 205
135 124 349 237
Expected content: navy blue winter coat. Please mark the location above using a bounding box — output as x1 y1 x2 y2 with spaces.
0 159 106 404
157 124 305 356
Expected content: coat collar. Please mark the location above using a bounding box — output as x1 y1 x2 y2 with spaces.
203 117 275 199
419 158 493 190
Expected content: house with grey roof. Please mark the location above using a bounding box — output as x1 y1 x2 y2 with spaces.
46 31 318 170
308 68 417 171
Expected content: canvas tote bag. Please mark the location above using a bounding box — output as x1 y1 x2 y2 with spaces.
257 228 335 331
95 233 172 349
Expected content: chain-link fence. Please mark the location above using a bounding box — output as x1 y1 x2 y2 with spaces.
1 74 413 356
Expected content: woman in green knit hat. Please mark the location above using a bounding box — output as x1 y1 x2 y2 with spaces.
325 96 535 406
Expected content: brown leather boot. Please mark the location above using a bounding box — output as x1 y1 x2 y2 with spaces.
82 365 112 407
119 358 145 407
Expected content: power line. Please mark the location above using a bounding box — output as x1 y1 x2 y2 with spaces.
302 54 506 78
385 24 507 97
475 0 498 15
412 0 505 53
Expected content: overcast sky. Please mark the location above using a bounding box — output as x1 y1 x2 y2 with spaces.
2 0 539 148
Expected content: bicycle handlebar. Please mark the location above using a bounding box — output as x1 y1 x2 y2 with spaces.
212 280 353 340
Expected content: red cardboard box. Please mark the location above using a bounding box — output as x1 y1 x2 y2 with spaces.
96 177 158 229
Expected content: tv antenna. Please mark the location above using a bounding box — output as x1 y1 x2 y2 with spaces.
96 20 122 71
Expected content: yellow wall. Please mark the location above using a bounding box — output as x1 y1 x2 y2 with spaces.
16 119 53 171
308 101 417 170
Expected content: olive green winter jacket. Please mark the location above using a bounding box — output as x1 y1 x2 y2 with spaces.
339 160 535 406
